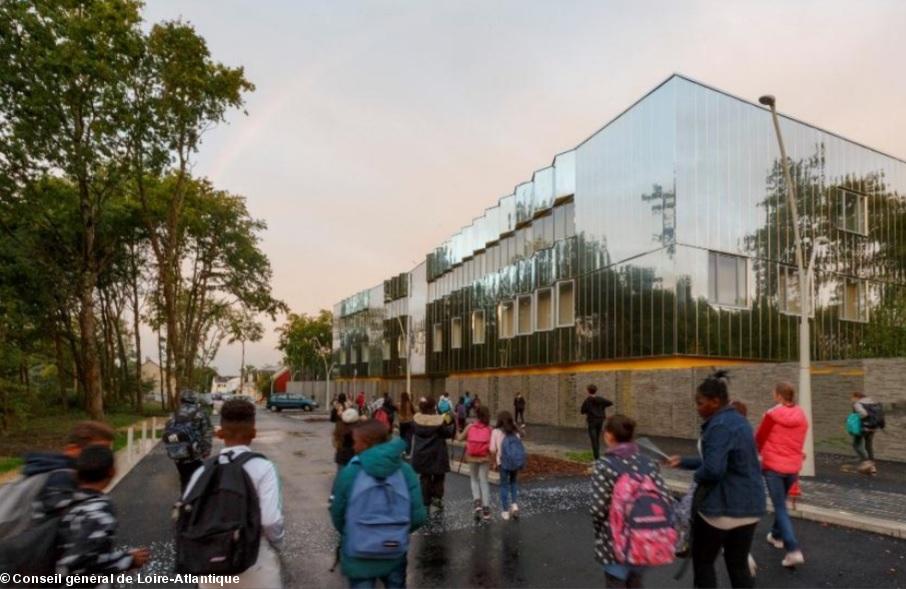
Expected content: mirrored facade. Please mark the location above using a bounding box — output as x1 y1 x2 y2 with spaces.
334 75 906 378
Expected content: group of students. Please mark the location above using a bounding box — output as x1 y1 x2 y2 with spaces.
329 393 529 587
0 397 285 589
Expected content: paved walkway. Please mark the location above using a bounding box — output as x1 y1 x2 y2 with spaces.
520 423 906 538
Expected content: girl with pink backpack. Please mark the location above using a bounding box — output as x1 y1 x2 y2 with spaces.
457 406 493 520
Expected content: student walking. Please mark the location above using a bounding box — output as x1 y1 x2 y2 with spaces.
398 392 416 455
513 393 526 426
411 397 456 512
455 397 468 432
437 392 453 416
55 445 151 579
490 411 526 521
458 406 493 521
581 384 614 460
755 382 809 568
667 370 766 589
179 398 285 589
851 391 885 474
592 415 675 588
334 408 362 472
164 390 213 491
331 420 427 588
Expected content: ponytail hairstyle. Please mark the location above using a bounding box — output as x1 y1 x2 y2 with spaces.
697 369 730 405
496 411 518 435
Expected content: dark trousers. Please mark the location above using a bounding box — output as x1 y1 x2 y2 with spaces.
515 408 525 425
691 514 757 588
853 431 875 461
419 473 446 506
588 421 603 460
176 459 203 492
399 421 414 454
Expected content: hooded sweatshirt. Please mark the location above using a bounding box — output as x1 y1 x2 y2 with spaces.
24 452 77 517
330 437 426 580
755 403 809 474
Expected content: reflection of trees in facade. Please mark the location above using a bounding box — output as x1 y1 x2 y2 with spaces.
641 184 677 254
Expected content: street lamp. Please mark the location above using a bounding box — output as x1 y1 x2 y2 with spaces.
759 93 816 477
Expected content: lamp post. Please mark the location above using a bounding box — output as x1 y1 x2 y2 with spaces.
759 94 816 477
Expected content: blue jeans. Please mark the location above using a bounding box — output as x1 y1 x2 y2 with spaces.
499 468 519 511
603 563 645 587
347 557 407 588
764 470 799 551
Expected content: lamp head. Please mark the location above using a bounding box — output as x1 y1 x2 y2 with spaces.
758 95 776 108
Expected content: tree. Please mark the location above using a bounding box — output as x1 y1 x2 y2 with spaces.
127 19 254 395
276 310 334 380
0 0 146 418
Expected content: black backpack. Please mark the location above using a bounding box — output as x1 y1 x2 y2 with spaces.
164 410 203 462
863 403 886 430
174 452 263 575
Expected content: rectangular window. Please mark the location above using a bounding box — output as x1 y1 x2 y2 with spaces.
451 317 463 349
382 338 390 359
554 200 576 241
557 280 576 327
498 301 515 339
514 229 526 261
535 288 554 331
517 294 533 335
841 278 868 322
340 349 347 365
708 252 748 307
471 310 486 344
778 266 814 316
361 345 369 363
351 347 359 365
432 323 443 352
839 189 868 235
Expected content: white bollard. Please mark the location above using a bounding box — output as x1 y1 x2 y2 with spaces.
141 420 147 451
127 427 134 463
151 416 157 440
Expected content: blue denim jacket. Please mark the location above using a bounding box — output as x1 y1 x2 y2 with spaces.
680 406 766 518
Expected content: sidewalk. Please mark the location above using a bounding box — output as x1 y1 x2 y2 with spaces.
520 423 906 539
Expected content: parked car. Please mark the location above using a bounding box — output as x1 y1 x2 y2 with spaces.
267 394 319 412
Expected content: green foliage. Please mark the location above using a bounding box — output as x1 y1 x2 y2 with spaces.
564 450 595 464
277 310 333 379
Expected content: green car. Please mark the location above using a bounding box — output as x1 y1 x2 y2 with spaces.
266 393 319 412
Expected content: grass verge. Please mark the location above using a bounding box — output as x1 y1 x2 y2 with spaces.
564 450 595 463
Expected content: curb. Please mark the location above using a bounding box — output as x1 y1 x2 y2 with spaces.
661 476 906 540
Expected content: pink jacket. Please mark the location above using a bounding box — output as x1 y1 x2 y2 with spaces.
755 403 809 474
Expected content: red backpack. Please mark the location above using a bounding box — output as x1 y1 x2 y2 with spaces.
466 423 491 457
374 407 390 429
609 460 677 566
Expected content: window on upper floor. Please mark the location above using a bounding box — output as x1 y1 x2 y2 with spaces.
535 288 553 331
451 317 463 349
361 345 369 363
517 294 533 335
472 310 486 344
382 338 390 359
432 323 443 352
498 301 515 339
708 251 748 307
839 189 868 235
557 280 576 327
841 278 868 323
778 265 814 316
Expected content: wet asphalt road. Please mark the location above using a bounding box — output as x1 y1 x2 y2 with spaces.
112 410 906 588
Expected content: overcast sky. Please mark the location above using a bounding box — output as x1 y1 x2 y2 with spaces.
139 0 906 376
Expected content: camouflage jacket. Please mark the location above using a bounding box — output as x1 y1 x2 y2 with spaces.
55 489 133 577
175 401 214 460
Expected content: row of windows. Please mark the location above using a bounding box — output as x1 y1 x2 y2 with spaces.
429 201 575 301
708 251 868 322
433 280 576 352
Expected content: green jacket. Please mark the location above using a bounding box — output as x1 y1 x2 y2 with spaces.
330 436 427 579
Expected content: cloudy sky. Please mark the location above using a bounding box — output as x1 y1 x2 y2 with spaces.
140 0 906 375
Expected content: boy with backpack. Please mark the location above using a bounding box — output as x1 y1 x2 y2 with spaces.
591 415 675 588
457 406 493 521
177 398 284 589
852 391 885 475
0 421 115 577
490 411 526 521
330 419 426 588
55 445 151 579
437 392 452 416
165 390 213 491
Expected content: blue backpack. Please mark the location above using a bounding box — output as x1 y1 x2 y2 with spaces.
500 433 526 472
845 412 862 436
343 458 411 560
437 397 452 414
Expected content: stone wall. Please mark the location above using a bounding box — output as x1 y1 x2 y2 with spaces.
315 358 906 461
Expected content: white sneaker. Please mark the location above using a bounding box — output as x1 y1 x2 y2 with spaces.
766 533 784 549
782 551 805 568
501 510 511 521
510 503 519 519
